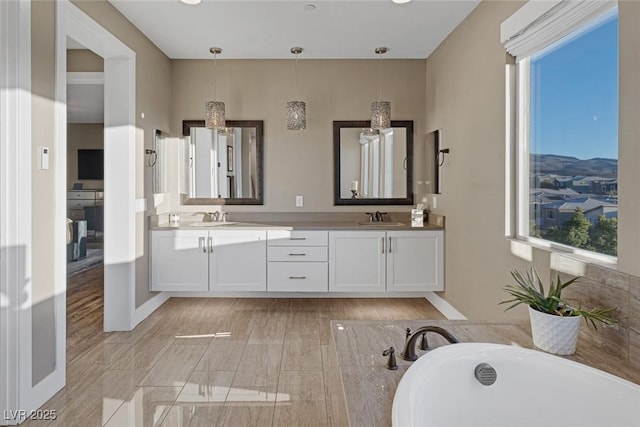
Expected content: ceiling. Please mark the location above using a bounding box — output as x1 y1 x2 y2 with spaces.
106 0 481 59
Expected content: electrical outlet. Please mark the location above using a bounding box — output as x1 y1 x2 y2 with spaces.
432 195 437 209
295 195 304 207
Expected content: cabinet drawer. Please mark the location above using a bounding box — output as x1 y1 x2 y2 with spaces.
67 199 96 210
67 191 96 200
267 262 328 292
267 230 328 247
267 246 327 262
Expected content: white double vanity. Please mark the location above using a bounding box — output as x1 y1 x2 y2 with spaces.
150 223 444 295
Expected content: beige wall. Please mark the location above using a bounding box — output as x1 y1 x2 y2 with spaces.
67 49 103 72
30 4 172 383
170 58 426 214
425 0 640 320
67 123 104 189
617 1 640 276
31 0 57 386
424 0 528 320
70 0 172 309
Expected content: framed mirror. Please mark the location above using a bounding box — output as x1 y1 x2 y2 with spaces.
181 120 264 205
333 120 414 205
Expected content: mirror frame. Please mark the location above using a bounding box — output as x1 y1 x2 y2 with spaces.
333 120 414 205
181 119 264 205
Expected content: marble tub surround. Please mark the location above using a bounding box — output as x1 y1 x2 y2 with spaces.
331 319 640 427
150 211 445 230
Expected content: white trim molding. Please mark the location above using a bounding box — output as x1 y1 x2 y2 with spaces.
132 292 170 328
501 0 616 60
425 292 467 320
1 0 34 423
56 0 138 332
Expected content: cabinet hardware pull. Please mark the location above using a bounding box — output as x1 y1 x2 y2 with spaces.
388 237 392 253
288 276 307 279
208 237 213 253
381 237 385 254
200 237 206 253
289 237 307 241
288 253 306 256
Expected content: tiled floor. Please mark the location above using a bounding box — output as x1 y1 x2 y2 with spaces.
26 270 445 427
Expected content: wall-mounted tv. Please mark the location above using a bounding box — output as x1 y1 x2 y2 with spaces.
77 149 104 180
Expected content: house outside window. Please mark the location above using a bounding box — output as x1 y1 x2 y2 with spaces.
506 5 618 258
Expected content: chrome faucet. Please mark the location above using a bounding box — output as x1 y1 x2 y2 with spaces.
400 326 459 361
221 212 230 223
365 211 387 222
196 212 219 222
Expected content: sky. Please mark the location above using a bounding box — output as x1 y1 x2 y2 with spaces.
530 13 618 161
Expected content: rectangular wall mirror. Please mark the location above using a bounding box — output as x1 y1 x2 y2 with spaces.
333 120 414 205
181 120 264 205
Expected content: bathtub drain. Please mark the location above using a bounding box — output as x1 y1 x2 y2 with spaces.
474 363 497 386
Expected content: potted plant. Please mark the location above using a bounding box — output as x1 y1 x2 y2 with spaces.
500 268 617 355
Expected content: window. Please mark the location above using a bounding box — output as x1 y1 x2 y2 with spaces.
517 10 618 258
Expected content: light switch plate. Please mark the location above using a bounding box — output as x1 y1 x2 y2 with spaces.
295 195 303 207
40 146 49 170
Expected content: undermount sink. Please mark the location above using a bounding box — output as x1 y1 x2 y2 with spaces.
188 221 236 227
357 221 406 227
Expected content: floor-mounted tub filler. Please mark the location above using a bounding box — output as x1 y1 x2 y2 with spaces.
392 343 640 427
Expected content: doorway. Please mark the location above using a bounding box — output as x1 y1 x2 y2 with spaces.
65 43 106 363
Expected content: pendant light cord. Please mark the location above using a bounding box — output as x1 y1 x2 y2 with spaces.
212 51 217 100
294 51 299 100
377 50 383 101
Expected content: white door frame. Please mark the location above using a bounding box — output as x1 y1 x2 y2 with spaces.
1 0 35 423
55 0 137 334
1 1 138 421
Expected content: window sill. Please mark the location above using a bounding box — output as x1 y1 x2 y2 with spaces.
507 236 618 276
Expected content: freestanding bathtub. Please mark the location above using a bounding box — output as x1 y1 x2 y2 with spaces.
392 343 640 427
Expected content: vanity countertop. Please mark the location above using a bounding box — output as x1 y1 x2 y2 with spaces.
150 220 444 231
330 319 640 427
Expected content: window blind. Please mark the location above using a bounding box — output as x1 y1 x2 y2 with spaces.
500 0 616 60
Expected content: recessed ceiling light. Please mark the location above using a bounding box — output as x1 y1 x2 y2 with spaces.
392 0 412 3
304 4 317 11
180 0 202 5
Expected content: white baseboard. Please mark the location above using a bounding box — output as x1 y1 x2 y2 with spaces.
425 292 467 320
132 292 170 328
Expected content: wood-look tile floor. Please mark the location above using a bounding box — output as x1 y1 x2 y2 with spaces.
28 266 444 427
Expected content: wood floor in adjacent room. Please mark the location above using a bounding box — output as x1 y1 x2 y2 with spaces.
30 265 444 427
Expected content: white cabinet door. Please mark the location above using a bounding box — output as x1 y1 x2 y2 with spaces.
386 230 443 291
329 231 386 292
151 230 209 291
210 230 267 291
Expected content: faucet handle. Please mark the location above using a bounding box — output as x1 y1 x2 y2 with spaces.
419 333 430 351
382 347 398 370
405 327 412 340
221 212 230 222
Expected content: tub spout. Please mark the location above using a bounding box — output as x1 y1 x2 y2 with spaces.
400 326 459 361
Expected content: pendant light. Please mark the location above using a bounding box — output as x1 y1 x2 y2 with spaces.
370 47 391 130
205 47 225 129
286 47 306 130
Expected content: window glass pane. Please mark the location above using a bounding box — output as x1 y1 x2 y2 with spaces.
529 12 618 256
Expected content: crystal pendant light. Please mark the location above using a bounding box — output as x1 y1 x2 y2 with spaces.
286 47 306 130
205 47 225 129
371 47 391 130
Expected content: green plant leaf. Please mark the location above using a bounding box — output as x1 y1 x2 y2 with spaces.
500 267 618 328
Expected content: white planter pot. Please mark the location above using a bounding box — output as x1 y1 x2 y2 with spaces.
528 306 581 355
